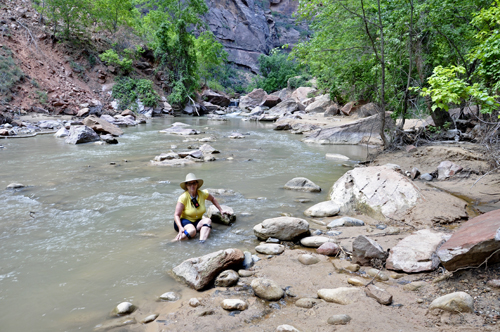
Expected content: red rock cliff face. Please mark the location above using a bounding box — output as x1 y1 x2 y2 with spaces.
205 0 306 73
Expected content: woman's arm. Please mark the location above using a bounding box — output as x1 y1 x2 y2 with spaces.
207 194 225 214
173 202 186 241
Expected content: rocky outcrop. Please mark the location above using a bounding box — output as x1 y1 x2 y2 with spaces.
437 209 500 271
386 229 449 273
239 89 267 110
171 248 244 290
329 164 423 221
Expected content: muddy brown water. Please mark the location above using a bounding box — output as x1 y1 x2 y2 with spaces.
0 116 371 331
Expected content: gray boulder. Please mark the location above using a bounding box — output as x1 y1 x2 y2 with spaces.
83 115 123 137
54 127 69 138
65 125 100 144
214 269 239 287
305 94 331 113
253 217 309 241
304 201 340 217
207 205 236 225
239 89 267 110
284 177 321 192
159 125 199 135
351 235 386 266
250 278 284 301
171 248 244 290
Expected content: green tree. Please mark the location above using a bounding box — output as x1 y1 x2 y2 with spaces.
195 31 228 86
256 48 301 93
92 0 137 34
33 0 91 39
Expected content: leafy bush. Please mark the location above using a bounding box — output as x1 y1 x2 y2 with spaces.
112 77 159 110
99 49 133 74
0 46 23 101
288 75 312 90
257 48 303 93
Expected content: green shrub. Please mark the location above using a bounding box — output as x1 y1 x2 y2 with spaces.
288 75 312 90
0 46 23 99
257 48 304 93
99 49 133 74
112 77 159 110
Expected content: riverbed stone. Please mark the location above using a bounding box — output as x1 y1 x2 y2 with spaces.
214 269 239 287
284 177 321 192
437 160 463 180
141 313 159 324
229 132 245 139
172 248 245 290
295 297 320 308
386 229 449 273
329 164 423 221
403 281 427 291
238 270 255 277
251 278 284 301
352 235 386 266
113 302 136 315
189 298 201 307
54 127 69 138
253 217 309 241
304 201 340 217
94 317 136 331
159 125 199 135
327 217 365 228
316 242 340 256
332 259 360 272
221 299 248 311
83 114 123 137
366 268 389 281
318 287 363 305
199 143 219 155
255 243 285 255
207 205 236 225
437 209 500 271
159 291 180 301
300 236 333 248
65 125 100 144
6 183 25 189
327 314 352 325
298 254 320 265
154 152 180 161
239 89 267 110
276 324 300 332
347 277 365 287
429 292 474 313
365 285 393 305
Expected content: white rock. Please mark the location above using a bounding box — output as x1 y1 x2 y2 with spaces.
255 243 285 255
304 201 340 217
221 299 248 311
318 287 363 305
276 324 300 332
300 236 334 248
326 153 350 161
115 302 135 315
429 292 474 313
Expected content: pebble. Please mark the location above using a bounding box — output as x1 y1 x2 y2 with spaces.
141 313 159 324
326 230 342 236
487 279 500 288
298 254 320 265
266 237 280 243
238 269 255 277
295 297 319 308
189 298 201 307
385 227 400 235
221 299 248 311
316 242 340 256
347 277 365 287
332 259 360 272
114 302 135 315
327 314 352 325
318 287 363 305
276 324 300 332
255 243 285 255
376 224 387 230
251 278 284 301
159 291 180 301
366 268 389 281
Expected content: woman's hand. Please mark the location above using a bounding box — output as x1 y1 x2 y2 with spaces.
173 227 185 241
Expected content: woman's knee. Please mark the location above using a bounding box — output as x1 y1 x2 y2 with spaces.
184 225 197 238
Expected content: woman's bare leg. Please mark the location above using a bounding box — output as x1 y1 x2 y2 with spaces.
197 217 212 241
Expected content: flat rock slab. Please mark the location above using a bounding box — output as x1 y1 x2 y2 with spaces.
253 217 309 241
255 243 285 255
437 209 500 271
329 164 423 221
172 249 244 290
386 229 449 273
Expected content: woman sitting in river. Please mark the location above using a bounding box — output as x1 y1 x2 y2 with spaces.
173 173 226 242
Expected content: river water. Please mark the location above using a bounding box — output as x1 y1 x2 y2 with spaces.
0 116 369 331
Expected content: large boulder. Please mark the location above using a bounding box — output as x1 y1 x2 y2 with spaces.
429 292 474 313
65 126 100 144
356 103 380 118
437 209 500 271
305 94 331 113
171 248 244 290
159 125 199 135
291 87 316 104
201 89 230 107
83 115 123 137
329 164 423 221
261 95 282 108
253 217 309 241
386 229 449 273
239 89 267 110
303 112 395 145
284 177 321 192
267 99 301 118
206 205 236 225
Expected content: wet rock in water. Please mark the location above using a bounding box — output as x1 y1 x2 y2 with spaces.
253 216 309 241
112 302 136 316
326 153 350 161
316 242 340 256
266 237 281 243
83 115 123 137
159 125 199 135
329 164 423 221
284 177 321 192
207 205 236 225
304 201 340 217
386 229 449 273
38 120 62 129
94 317 136 331
276 324 300 332
141 313 159 324
332 259 360 272
429 292 474 313
295 297 319 309
318 287 363 305
486 279 500 288
100 134 118 144
6 183 25 189
420 173 433 181
221 299 248 311
172 248 244 290
188 298 202 307
366 268 389 281
403 281 427 291
437 209 500 271
365 285 393 305
198 143 220 155
206 188 237 196
298 254 320 265
351 235 386 266
54 127 69 138
251 278 284 301
437 160 463 180
255 243 285 255
347 277 365 287
242 251 254 269
327 216 365 228
65 125 100 144
159 291 180 301
229 132 245 139
327 314 352 325
154 152 180 161
215 269 239 287
300 236 333 248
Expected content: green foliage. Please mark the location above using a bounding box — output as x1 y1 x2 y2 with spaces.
256 48 303 93
195 31 228 85
0 46 24 100
34 0 92 39
112 77 159 110
287 75 312 90
92 0 138 34
36 90 48 105
99 49 133 74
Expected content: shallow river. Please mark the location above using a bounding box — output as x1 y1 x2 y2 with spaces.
0 116 369 331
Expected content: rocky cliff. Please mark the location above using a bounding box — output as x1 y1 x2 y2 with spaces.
205 0 307 73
